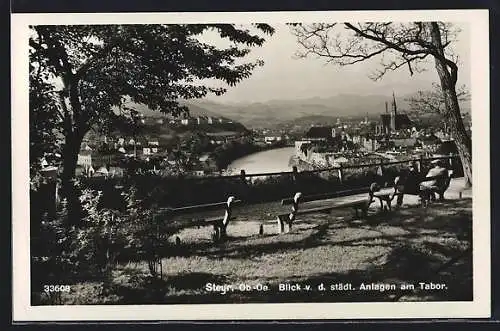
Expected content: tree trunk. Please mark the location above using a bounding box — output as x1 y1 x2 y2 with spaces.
61 132 84 225
58 76 88 226
429 22 472 188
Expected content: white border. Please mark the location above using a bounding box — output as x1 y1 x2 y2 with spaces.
11 10 490 321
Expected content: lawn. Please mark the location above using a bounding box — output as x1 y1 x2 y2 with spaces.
35 195 472 305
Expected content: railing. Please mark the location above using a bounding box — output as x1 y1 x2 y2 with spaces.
176 153 460 182
81 153 462 209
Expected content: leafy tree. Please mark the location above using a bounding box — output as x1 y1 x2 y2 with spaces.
181 131 211 155
291 22 472 186
29 63 63 190
30 24 274 223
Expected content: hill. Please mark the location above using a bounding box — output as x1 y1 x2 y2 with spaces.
109 101 249 146
189 94 471 128
122 93 471 130
123 101 225 119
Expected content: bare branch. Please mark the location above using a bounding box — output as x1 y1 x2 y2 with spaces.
291 22 460 82
406 83 470 114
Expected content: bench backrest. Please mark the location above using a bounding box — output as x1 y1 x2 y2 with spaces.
281 187 370 205
162 197 242 216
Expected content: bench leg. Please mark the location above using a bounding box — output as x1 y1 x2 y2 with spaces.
276 216 285 234
212 224 221 243
277 216 293 234
396 192 404 207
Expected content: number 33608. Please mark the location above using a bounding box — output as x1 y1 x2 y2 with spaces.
44 285 71 292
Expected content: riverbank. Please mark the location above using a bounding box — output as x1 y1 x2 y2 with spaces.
211 141 290 173
225 145 295 174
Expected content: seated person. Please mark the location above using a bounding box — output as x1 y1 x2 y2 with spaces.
419 160 449 201
394 162 419 206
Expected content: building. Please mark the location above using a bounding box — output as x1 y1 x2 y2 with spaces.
94 166 109 177
417 133 441 149
375 92 413 135
303 126 337 142
362 138 381 152
77 150 92 168
196 116 208 125
264 136 282 144
148 139 159 146
206 131 239 143
393 137 417 148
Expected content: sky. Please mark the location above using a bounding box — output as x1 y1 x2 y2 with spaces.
202 23 471 104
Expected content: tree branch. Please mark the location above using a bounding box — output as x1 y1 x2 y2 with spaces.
344 23 433 57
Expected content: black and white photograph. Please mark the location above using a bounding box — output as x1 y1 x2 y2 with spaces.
12 10 490 320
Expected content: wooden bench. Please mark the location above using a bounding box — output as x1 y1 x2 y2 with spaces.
277 187 372 233
416 169 454 207
163 196 241 242
369 170 455 209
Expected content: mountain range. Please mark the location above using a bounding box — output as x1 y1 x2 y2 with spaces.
130 93 471 129
187 94 471 128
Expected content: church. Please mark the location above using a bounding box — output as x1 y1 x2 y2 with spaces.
375 92 413 135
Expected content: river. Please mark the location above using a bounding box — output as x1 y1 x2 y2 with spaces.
226 147 296 175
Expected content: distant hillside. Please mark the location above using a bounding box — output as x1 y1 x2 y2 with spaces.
123 101 225 119
285 115 339 127
121 94 471 131
110 101 248 145
190 93 471 128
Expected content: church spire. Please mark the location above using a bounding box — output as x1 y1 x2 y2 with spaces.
392 91 397 116
390 91 397 131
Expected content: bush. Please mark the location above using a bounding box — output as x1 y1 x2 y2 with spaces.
31 184 172 299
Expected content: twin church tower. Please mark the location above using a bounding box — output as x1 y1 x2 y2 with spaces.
376 92 412 135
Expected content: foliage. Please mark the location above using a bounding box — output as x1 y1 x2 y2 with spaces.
29 23 275 225
31 183 172 292
29 63 62 190
29 24 274 174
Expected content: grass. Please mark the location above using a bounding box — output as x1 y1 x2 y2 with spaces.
33 196 472 305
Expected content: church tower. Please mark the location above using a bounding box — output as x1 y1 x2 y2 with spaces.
390 91 397 131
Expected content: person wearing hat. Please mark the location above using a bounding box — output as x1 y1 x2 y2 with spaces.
419 159 448 202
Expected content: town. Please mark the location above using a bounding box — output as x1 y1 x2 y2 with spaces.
41 93 471 180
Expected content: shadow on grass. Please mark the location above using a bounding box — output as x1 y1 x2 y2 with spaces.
105 269 232 304
164 199 471 262
38 199 471 305
102 238 472 304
